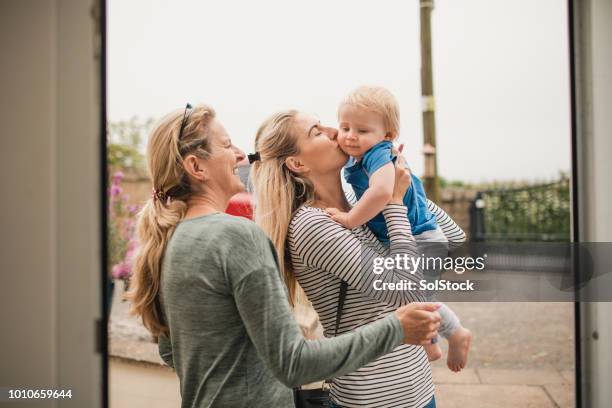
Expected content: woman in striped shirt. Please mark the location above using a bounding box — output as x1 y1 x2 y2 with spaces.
251 110 465 408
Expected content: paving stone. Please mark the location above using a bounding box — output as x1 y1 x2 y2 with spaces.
432 367 480 384
432 302 575 370
110 339 165 366
478 368 565 385
435 384 556 408
560 369 575 384
110 358 180 408
544 384 576 408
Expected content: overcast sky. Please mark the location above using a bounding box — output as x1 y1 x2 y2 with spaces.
108 0 571 183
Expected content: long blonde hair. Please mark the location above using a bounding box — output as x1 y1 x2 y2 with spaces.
250 110 315 307
127 105 216 337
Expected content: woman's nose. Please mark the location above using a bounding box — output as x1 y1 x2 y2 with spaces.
234 147 247 165
322 126 338 141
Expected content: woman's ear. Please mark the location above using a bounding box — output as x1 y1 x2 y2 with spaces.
183 154 209 182
284 156 309 175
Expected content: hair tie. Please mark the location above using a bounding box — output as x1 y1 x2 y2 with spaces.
247 152 261 164
151 188 168 202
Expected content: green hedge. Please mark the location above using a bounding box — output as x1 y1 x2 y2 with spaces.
479 177 570 242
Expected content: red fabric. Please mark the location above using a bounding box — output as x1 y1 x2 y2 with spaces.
225 192 253 220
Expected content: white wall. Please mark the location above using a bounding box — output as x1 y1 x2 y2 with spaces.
0 1 103 407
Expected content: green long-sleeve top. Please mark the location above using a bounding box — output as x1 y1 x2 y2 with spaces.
158 212 404 407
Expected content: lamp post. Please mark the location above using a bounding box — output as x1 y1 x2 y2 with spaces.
419 0 441 203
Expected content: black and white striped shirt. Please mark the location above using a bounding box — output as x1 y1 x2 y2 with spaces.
288 198 465 408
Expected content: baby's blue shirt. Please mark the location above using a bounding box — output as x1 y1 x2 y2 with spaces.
343 140 438 240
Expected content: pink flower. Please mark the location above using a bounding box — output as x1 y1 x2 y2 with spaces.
107 170 139 282
111 262 131 280
110 185 122 197
126 238 138 252
113 171 124 183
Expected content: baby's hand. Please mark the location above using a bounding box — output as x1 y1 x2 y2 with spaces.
325 208 354 229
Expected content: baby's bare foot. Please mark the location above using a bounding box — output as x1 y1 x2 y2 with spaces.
424 342 442 362
447 327 472 372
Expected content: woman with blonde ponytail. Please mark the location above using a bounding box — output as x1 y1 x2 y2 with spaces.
127 104 212 338
250 110 314 306
251 110 457 408
128 104 440 408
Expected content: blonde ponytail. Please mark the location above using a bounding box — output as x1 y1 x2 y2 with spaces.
127 105 216 337
251 110 315 307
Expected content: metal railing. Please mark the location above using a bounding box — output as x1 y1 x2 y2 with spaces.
470 177 570 242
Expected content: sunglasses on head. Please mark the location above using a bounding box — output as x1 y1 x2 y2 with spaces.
178 103 193 141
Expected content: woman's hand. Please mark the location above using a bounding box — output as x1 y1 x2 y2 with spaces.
390 145 412 204
393 303 441 345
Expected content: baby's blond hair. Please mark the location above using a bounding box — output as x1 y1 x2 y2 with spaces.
339 85 400 139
